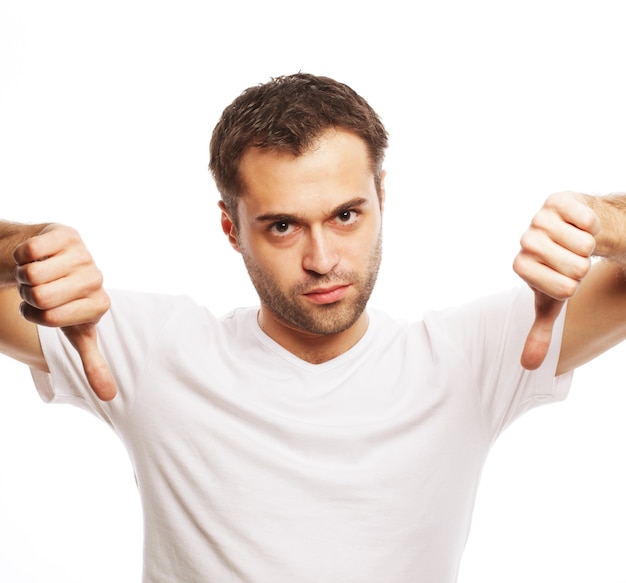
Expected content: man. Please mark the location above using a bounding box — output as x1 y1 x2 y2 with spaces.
1 73 625 581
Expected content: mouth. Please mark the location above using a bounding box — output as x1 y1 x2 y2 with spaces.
303 285 351 305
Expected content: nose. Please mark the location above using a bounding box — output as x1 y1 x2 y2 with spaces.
302 228 339 275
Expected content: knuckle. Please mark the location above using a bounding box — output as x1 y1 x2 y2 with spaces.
580 233 596 256
35 307 61 328
14 239 38 264
76 247 94 266
23 238 41 257
17 283 31 304
547 191 573 205
59 225 81 245
519 230 535 251
544 192 562 209
519 229 544 255
512 254 525 276
18 302 37 324
89 294 110 324
18 283 53 311
543 191 575 216
512 253 538 282
19 262 43 286
556 278 579 300
82 268 105 298
572 257 592 280
14 265 32 285
91 268 105 289
530 210 549 230
100 290 111 310
28 285 50 309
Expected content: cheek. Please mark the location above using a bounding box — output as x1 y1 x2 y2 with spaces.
344 225 381 262
243 238 303 283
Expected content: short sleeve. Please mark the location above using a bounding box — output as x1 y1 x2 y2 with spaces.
30 290 196 427
424 286 573 441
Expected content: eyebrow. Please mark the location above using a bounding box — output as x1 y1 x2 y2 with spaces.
254 197 369 224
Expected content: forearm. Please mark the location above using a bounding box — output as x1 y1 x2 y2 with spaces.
2 222 117 398
514 191 626 373
0 221 49 287
556 193 626 373
584 194 626 262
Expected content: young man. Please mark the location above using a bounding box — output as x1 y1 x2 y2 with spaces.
1 73 625 581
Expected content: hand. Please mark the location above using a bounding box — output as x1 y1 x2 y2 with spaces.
13 225 117 401
513 192 601 370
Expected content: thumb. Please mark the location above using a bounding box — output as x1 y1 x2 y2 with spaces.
62 324 118 401
521 292 565 371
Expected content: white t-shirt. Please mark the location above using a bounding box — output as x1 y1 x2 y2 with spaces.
32 286 572 582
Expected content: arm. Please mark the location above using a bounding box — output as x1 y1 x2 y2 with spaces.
513 192 626 375
0 222 50 370
0 221 117 400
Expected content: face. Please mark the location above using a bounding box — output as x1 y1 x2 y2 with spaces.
220 128 385 339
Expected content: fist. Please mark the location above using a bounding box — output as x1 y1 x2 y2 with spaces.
13 225 117 400
513 192 600 370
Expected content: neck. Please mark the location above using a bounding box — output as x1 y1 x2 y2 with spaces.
257 309 369 364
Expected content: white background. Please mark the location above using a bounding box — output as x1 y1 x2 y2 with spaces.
1 0 626 580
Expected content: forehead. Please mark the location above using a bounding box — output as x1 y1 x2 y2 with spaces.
238 129 377 219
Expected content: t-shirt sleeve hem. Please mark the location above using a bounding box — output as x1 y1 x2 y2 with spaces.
30 366 55 403
29 324 92 409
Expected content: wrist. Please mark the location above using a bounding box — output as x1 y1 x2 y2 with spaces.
584 194 626 261
0 221 50 287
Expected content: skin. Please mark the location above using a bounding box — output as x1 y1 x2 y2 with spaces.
219 128 385 364
514 191 626 375
2 138 626 399
0 225 116 400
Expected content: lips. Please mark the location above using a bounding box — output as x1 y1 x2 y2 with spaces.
303 285 350 305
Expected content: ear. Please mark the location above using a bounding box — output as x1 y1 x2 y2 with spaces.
218 201 241 252
379 169 387 214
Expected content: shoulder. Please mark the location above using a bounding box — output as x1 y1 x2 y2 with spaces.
92 290 216 355
106 288 197 313
424 287 533 338
105 289 211 327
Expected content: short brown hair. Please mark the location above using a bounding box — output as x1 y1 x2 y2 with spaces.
209 73 389 222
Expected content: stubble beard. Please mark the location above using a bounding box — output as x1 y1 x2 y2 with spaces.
240 232 382 336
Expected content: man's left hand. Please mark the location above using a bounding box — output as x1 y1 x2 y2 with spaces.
513 192 601 370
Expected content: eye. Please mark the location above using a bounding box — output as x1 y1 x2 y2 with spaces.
335 210 359 225
269 221 296 237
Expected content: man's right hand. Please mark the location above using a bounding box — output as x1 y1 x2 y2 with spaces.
13 225 117 401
